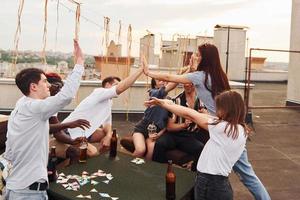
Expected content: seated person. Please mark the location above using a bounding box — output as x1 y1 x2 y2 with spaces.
132 78 177 160
62 62 145 153
152 83 205 169
46 73 98 161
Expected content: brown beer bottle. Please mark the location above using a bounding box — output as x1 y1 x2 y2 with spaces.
48 146 58 182
166 160 176 200
109 129 118 158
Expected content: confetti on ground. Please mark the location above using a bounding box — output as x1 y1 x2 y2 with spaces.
90 188 98 193
91 180 99 185
99 193 111 198
76 194 84 198
111 197 119 200
131 158 145 165
102 180 109 184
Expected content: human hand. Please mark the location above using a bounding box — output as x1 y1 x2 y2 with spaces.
71 137 84 145
71 136 87 146
73 39 84 66
99 135 112 153
184 119 192 127
144 97 173 107
198 108 208 114
67 119 90 130
178 66 190 75
141 55 149 76
148 132 159 141
189 53 200 72
102 135 112 149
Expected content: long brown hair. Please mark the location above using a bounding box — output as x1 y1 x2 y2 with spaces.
214 90 249 139
197 43 230 97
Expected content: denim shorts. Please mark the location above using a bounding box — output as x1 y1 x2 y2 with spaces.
133 119 161 139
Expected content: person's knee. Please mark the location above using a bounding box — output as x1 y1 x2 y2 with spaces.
87 144 99 157
133 146 146 157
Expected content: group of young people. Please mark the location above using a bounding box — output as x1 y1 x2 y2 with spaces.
131 43 271 199
2 39 271 200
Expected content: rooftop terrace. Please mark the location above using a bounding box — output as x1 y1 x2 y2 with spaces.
112 82 300 200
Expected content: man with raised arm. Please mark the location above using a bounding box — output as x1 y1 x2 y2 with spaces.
4 40 84 199
62 64 145 153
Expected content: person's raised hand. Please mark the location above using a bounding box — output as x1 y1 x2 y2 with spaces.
141 55 149 76
73 39 84 66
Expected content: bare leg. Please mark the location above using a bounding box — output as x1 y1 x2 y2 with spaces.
89 127 108 153
132 132 146 158
89 128 106 143
87 143 99 157
145 138 155 160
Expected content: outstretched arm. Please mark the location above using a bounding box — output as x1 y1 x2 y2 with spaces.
142 56 192 84
115 66 143 95
34 39 85 120
49 118 90 134
145 98 212 130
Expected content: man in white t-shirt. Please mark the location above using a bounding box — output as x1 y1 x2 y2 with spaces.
4 40 84 199
63 66 144 153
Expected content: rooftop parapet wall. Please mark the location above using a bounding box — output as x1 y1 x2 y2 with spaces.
0 79 252 113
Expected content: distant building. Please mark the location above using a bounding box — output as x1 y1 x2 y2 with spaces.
0 62 9 78
95 40 135 80
94 57 134 80
287 0 300 105
57 61 68 74
160 36 213 68
107 40 122 57
214 24 248 81
140 34 156 65
248 57 267 70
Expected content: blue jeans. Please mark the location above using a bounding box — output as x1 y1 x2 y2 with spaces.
194 172 233 200
233 149 271 200
4 188 48 200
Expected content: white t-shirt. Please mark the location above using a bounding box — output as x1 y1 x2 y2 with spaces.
63 86 118 139
197 119 247 176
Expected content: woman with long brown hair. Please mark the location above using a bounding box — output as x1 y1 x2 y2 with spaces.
145 91 248 200
143 43 271 200
143 43 230 115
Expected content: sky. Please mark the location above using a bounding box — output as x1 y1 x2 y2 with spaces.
0 0 292 61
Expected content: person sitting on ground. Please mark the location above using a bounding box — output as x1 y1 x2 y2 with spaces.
146 90 249 200
132 78 177 160
152 83 205 169
46 72 98 162
3 39 84 200
62 62 145 154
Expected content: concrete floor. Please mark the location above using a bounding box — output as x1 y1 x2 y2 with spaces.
112 82 300 200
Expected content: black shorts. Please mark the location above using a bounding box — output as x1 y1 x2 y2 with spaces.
133 119 161 139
